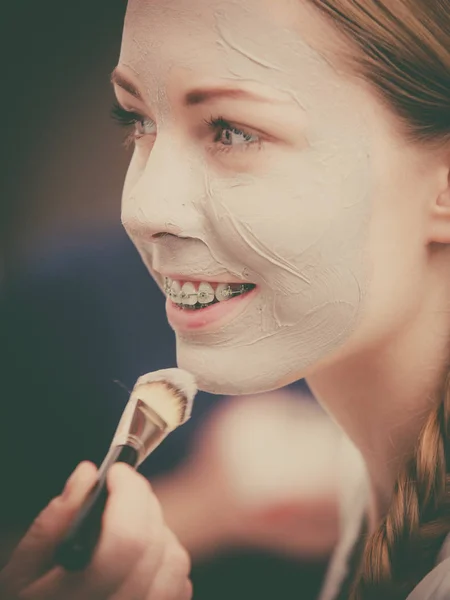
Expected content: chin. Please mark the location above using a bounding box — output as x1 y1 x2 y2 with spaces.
175 338 305 396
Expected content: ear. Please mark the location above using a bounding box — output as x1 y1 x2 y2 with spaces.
427 165 450 244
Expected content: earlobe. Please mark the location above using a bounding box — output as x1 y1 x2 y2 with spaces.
428 168 450 244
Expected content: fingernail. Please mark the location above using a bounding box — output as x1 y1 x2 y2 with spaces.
62 462 86 499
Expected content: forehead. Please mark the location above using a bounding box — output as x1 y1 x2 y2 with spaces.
119 0 348 110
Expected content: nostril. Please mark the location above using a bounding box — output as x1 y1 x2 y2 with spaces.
152 232 175 240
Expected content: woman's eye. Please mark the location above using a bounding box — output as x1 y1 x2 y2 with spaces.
111 101 156 141
134 118 156 137
112 102 263 155
205 117 261 150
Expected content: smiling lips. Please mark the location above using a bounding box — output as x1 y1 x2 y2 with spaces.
163 276 256 310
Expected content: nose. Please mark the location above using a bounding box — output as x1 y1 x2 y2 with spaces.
122 133 204 240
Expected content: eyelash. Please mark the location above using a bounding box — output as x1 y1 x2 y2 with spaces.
111 101 262 154
202 116 261 154
111 102 149 146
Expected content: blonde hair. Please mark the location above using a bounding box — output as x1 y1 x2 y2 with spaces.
304 1 450 598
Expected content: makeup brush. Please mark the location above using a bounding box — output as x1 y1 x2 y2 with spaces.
55 368 197 571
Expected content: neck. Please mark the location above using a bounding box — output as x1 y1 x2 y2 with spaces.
307 269 450 530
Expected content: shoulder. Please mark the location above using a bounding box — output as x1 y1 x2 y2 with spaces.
407 555 450 600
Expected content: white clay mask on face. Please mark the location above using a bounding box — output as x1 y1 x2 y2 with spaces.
118 0 374 395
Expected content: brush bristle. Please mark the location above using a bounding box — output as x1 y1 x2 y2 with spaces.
132 368 197 429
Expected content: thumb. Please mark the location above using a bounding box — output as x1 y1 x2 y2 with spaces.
0 462 97 594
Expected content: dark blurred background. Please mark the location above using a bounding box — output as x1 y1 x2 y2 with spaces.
0 3 329 598
2 1 128 270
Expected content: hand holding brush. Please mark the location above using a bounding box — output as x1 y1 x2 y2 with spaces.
0 368 197 600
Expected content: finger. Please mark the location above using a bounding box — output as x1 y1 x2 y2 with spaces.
107 528 166 600
183 579 194 600
77 463 166 597
20 465 166 600
110 527 189 600
0 462 97 595
145 529 191 600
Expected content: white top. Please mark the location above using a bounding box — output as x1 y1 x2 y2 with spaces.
319 433 450 600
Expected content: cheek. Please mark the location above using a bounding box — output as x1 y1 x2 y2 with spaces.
202 147 373 330
204 149 372 286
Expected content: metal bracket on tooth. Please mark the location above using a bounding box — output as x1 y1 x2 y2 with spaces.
229 285 248 296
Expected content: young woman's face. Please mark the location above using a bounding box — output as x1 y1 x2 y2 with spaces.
116 0 435 394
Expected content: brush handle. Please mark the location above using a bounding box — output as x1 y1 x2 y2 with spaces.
55 444 139 571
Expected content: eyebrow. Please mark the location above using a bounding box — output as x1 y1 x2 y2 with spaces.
184 87 278 106
111 68 142 100
112 68 286 107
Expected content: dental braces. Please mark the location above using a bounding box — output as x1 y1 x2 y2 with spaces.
164 281 249 301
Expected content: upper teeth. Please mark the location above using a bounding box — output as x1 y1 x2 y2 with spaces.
215 283 234 301
180 282 197 306
163 277 250 307
170 280 182 304
198 282 215 304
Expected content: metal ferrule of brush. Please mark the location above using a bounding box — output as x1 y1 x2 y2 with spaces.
124 399 169 465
